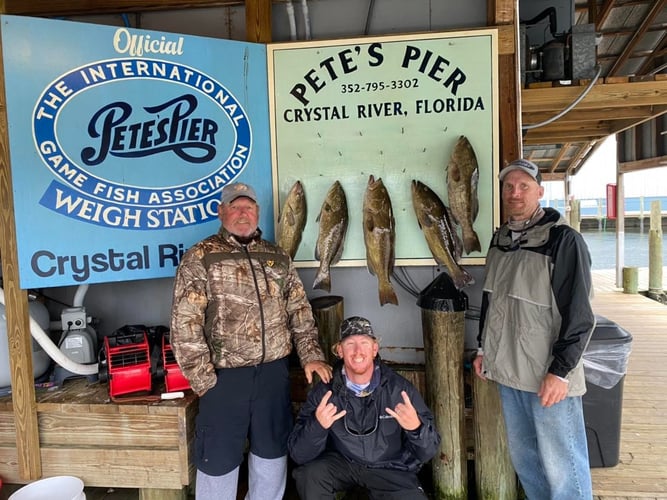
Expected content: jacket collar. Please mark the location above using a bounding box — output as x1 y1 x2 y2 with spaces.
219 226 262 247
494 207 564 249
331 358 384 395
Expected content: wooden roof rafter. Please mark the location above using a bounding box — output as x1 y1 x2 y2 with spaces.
607 0 667 76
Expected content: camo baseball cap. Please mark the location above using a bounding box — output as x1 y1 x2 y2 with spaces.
220 182 258 204
340 316 376 340
499 159 542 185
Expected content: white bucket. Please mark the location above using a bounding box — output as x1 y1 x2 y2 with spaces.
9 476 86 500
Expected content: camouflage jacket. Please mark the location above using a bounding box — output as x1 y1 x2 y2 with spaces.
170 227 325 395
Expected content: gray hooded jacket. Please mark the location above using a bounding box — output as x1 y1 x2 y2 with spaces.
478 208 595 396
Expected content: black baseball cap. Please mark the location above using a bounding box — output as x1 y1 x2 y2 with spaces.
340 316 376 340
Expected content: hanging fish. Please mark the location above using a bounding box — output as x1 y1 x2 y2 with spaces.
411 179 474 290
313 181 348 292
446 135 481 254
362 175 398 306
277 180 307 260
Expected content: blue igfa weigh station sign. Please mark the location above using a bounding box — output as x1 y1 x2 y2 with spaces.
35 60 251 229
1 16 272 288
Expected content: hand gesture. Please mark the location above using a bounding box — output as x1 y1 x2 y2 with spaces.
315 390 346 429
386 390 421 431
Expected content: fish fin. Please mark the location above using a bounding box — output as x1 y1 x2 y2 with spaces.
444 204 461 226
422 214 436 230
331 220 349 264
331 241 345 265
471 168 480 221
443 207 463 259
363 215 375 233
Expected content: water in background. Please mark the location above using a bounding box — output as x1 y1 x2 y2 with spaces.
582 230 667 270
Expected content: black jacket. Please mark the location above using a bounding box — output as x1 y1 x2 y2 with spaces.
288 359 440 472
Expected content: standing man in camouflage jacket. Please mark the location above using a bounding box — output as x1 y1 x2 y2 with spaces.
171 182 332 500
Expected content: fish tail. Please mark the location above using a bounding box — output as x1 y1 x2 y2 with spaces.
379 283 399 307
313 268 331 292
451 266 475 290
463 231 482 254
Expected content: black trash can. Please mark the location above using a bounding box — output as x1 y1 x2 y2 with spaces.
582 315 633 468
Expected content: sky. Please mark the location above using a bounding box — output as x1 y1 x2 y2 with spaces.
542 136 667 202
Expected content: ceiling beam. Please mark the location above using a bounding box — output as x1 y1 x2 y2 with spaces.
541 172 567 182
596 0 616 29
637 32 667 75
524 105 665 124
522 78 667 113
0 0 244 16
549 143 570 173
619 154 667 173
523 131 610 145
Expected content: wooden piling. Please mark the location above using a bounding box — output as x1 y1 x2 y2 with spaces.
571 199 581 232
421 308 467 500
472 376 517 500
648 201 663 297
309 295 343 365
622 267 638 294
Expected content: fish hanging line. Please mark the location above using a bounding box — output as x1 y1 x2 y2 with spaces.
522 64 602 131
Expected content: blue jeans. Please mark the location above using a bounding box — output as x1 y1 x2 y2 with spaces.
498 384 593 500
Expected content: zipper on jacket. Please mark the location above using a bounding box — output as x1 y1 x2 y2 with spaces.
242 244 266 364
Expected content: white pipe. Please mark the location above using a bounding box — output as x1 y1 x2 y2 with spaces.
73 284 89 307
0 287 98 376
285 0 297 41
300 0 311 40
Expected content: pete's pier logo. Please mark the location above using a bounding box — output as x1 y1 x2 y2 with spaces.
33 57 252 230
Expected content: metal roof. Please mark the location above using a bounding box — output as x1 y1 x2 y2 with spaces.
522 0 667 180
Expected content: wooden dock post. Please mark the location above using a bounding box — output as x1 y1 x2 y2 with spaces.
472 376 517 499
417 273 467 499
622 267 638 294
309 295 343 365
648 201 664 301
571 198 581 232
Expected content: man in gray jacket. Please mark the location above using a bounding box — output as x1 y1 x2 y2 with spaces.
171 182 332 500
473 159 595 500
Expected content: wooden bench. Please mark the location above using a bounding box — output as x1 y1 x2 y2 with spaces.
0 378 197 499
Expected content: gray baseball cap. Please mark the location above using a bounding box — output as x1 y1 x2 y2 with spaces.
220 182 258 204
499 159 542 184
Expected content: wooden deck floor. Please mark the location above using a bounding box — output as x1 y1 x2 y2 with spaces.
590 268 667 500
